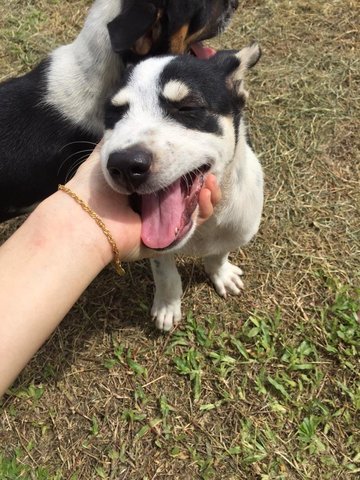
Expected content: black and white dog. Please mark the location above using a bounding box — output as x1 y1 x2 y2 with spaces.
101 44 264 331
0 0 238 222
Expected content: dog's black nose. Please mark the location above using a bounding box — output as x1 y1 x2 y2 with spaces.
231 0 239 11
107 146 152 190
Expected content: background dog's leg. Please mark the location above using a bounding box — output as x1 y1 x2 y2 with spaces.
150 255 182 331
204 253 244 298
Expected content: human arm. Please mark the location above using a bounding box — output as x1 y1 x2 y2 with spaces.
0 146 220 396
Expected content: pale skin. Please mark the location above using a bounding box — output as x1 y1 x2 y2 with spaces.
0 145 221 397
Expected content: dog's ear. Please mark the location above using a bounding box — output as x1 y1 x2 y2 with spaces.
234 42 262 75
107 0 158 53
214 43 261 97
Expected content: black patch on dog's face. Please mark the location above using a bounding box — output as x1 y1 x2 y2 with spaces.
104 50 252 146
104 66 133 130
159 54 244 136
104 102 129 131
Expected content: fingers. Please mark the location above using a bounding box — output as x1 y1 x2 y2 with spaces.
198 188 213 222
205 173 222 206
197 174 221 226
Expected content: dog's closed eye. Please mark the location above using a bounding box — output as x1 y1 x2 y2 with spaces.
172 99 206 114
159 94 220 135
161 93 206 114
177 104 205 113
176 95 206 111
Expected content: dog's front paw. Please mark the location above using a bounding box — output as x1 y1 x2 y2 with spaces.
151 299 182 332
208 261 244 298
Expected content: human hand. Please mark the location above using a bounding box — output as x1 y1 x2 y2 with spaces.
66 143 221 262
197 173 222 226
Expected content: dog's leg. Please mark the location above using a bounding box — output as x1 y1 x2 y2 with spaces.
204 253 244 298
150 255 182 331
46 1 123 135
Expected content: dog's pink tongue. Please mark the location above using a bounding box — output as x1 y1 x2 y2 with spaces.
141 179 184 249
191 42 217 59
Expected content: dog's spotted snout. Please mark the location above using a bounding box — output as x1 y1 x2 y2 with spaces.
107 146 152 190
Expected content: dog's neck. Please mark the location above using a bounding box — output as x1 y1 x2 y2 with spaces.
45 0 124 135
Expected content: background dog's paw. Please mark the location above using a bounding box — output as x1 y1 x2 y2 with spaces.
151 300 182 332
209 261 244 298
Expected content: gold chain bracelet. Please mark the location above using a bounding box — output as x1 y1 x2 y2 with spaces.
58 185 125 276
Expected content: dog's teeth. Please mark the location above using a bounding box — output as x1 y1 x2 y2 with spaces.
175 227 179 236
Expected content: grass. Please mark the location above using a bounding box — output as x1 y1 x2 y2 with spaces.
0 0 359 478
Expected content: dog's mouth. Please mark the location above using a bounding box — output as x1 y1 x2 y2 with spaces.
131 165 210 250
190 42 217 59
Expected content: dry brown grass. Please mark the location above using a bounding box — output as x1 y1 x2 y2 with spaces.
0 1 359 479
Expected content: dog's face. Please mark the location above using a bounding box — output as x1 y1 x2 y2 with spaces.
101 44 261 251
108 0 239 58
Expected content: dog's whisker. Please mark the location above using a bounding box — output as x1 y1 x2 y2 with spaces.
181 173 191 192
64 155 92 183
59 140 98 152
57 149 95 177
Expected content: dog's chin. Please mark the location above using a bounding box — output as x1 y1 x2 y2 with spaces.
218 10 235 34
190 9 235 49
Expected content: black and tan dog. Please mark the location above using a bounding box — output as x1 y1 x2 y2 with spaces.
0 0 238 221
